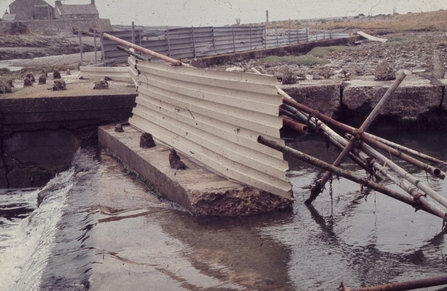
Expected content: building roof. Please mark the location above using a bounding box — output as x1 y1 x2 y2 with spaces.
56 3 98 16
2 13 17 21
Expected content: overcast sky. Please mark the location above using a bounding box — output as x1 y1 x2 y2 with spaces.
1 0 447 27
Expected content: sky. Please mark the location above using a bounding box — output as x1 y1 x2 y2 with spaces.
1 0 447 27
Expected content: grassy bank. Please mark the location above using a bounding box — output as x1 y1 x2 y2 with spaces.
266 9 447 33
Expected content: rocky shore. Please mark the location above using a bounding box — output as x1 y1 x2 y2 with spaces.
0 33 97 61
217 31 447 82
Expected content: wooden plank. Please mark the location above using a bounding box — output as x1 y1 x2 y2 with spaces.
357 31 387 43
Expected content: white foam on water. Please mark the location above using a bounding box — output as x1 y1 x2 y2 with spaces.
0 169 75 291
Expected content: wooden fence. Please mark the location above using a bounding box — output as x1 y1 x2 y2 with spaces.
101 25 349 65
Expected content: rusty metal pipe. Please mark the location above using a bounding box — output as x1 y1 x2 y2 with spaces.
117 45 148 61
288 105 446 215
343 274 447 291
281 86 446 179
257 136 446 220
282 103 384 181
364 131 447 166
282 118 308 134
361 134 445 180
103 32 182 65
281 72 406 204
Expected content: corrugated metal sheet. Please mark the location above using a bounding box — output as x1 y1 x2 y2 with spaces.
128 58 292 198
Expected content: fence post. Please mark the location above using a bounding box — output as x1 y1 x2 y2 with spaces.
139 29 142 46
231 26 236 53
212 26 216 50
166 26 171 56
78 30 83 66
132 21 135 44
275 24 278 46
249 25 252 49
191 26 196 58
100 31 106 63
94 30 97 64
263 26 267 48
306 23 309 42
296 22 299 43
288 19 291 44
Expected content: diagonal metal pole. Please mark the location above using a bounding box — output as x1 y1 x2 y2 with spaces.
306 71 406 204
284 103 447 216
258 136 446 221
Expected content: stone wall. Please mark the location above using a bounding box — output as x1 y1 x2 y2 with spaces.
0 18 111 34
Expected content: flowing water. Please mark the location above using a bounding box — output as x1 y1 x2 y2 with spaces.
1 131 447 291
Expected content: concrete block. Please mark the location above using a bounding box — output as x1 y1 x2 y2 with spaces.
98 125 292 216
281 80 342 119
343 75 443 119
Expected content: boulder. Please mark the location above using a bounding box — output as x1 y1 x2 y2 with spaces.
0 79 12 94
374 60 396 81
432 50 446 79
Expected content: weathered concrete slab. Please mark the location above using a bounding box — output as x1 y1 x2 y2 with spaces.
0 79 138 188
98 125 292 216
342 75 444 119
280 79 342 119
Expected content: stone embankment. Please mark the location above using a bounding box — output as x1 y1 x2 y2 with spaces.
281 74 447 128
214 31 447 128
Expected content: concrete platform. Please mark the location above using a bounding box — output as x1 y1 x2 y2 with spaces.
98 124 293 216
0 76 138 188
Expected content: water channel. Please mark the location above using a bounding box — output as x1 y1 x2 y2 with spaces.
1 129 447 290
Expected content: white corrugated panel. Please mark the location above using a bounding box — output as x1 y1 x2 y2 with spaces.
128 58 292 198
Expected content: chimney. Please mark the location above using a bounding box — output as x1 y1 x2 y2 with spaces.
91 0 95 4
55 0 61 6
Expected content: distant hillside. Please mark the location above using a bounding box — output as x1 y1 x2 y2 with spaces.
268 9 447 34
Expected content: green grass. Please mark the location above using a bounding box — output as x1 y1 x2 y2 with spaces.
258 55 328 66
308 46 354 58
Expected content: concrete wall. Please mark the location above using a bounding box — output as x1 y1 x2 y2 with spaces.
0 93 137 188
0 18 111 34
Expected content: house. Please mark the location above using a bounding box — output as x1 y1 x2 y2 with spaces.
54 0 99 19
7 0 54 20
3 0 99 21
1 0 111 33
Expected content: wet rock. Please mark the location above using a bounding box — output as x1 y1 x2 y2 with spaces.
114 124 124 132
93 79 109 89
281 66 297 84
432 50 445 79
38 74 47 85
24 77 33 87
53 69 61 79
225 66 244 72
169 149 187 170
53 79 66 90
374 60 396 81
140 132 156 148
25 72 35 82
0 79 12 93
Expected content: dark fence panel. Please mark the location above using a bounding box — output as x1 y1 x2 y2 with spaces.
101 25 349 65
